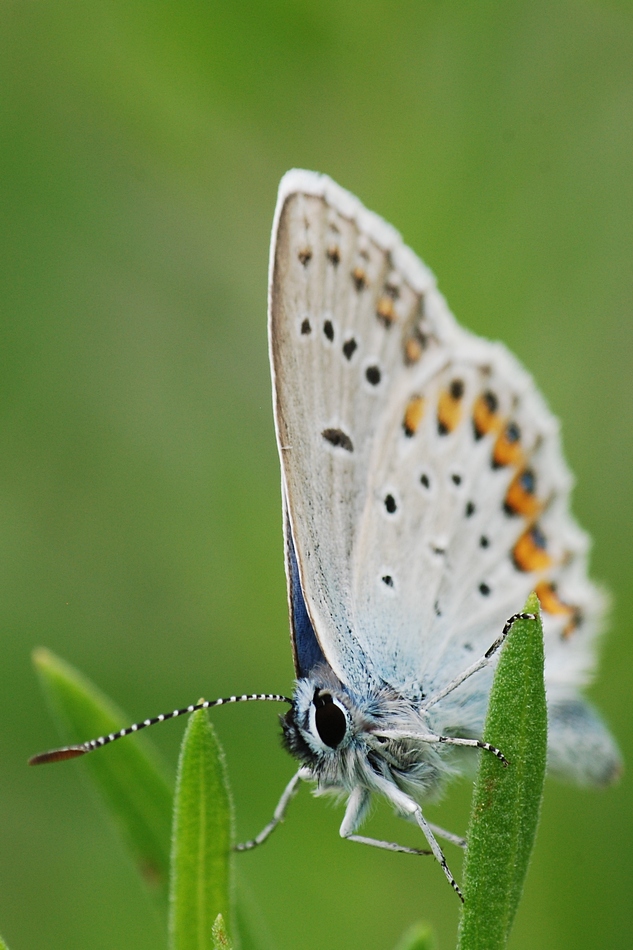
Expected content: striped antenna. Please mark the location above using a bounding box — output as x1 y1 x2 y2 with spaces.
28 692 293 766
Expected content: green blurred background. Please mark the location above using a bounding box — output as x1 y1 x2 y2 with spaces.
1 2 631 948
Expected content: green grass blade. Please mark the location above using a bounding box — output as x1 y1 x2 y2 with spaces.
169 708 233 950
393 921 437 950
0 933 9 949
457 595 547 950
32 648 173 898
212 914 234 950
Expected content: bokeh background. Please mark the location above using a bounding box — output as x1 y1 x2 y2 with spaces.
1 2 632 948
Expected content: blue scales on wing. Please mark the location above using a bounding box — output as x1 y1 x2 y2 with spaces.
284 504 326 677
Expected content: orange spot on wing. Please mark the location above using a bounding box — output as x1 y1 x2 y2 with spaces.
437 381 464 434
473 391 500 439
493 422 524 468
403 396 425 436
535 581 581 639
504 470 541 518
376 296 396 326
352 266 368 290
513 526 553 573
405 335 423 364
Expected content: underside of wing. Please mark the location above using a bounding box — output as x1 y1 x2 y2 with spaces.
352 337 606 708
283 494 326 678
269 171 606 716
270 170 456 686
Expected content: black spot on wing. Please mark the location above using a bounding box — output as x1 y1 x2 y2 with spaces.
343 338 357 360
322 428 354 452
366 365 381 386
298 248 312 265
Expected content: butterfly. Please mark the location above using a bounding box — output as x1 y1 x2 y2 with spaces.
31 170 621 900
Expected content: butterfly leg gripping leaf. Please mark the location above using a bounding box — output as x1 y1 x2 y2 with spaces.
421 612 538 712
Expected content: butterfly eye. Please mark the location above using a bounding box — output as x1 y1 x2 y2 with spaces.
312 691 347 749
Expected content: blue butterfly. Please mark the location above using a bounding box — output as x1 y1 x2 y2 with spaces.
31 171 621 899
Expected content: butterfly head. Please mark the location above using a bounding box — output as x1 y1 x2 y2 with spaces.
282 667 358 764
280 664 449 796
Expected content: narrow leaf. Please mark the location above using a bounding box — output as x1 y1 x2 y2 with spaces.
32 648 173 898
212 914 234 950
169 708 233 950
393 921 437 950
457 595 547 950
0 933 9 949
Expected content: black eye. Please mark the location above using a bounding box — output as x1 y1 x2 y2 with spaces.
313 692 347 749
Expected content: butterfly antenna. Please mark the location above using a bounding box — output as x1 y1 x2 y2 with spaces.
28 692 293 765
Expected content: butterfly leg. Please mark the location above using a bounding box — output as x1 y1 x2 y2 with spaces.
427 733 509 766
411 801 464 901
421 611 537 712
234 767 309 852
374 779 464 901
374 728 508 765
340 787 432 856
428 823 467 849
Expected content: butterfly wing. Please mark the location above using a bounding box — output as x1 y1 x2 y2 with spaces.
351 340 601 697
283 495 327 678
270 169 451 687
269 170 619 782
